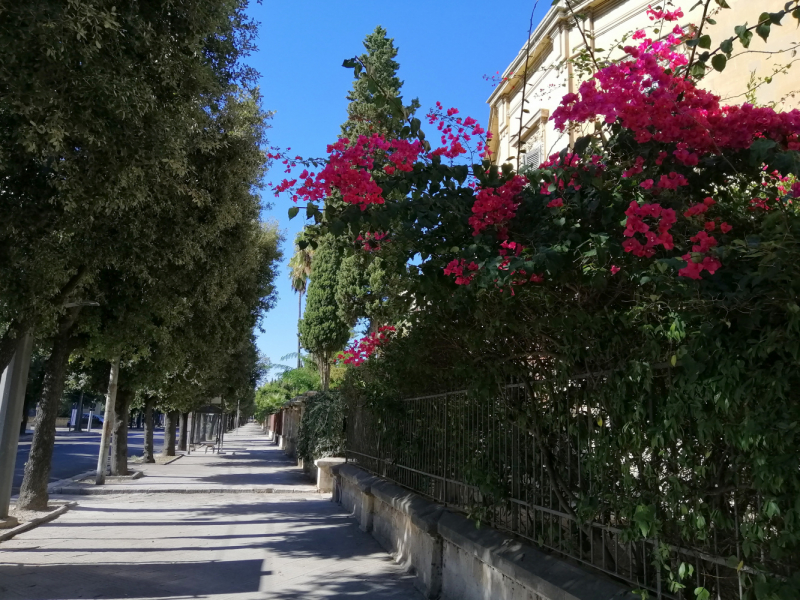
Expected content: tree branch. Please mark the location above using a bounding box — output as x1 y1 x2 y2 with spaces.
684 0 713 80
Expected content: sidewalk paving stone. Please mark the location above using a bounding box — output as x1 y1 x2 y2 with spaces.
0 424 422 599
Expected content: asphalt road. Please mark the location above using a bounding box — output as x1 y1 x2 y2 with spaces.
13 427 167 493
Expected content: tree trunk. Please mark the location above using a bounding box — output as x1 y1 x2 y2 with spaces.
111 387 132 476
0 267 86 374
143 397 155 463
321 351 331 392
17 314 80 510
297 291 302 369
162 410 177 456
178 412 188 451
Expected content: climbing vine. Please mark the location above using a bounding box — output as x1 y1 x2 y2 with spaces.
296 392 346 463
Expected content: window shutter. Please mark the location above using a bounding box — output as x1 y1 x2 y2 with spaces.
523 145 541 169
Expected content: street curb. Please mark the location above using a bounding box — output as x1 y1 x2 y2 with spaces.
50 486 321 495
0 502 76 542
47 470 96 492
160 454 183 465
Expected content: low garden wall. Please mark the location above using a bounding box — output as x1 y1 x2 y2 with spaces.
332 463 637 600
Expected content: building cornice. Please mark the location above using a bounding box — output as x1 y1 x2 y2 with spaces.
486 0 611 106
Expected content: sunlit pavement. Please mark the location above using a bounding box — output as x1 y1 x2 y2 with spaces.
0 425 423 600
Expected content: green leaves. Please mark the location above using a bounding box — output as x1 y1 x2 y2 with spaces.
767 11 785 25
749 138 777 166
756 13 772 42
288 206 300 219
306 202 321 222
698 35 712 49
572 134 593 157
633 504 656 537
711 54 727 72
694 587 711 600
342 57 363 78
690 62 707 78
734 24 754 48
296 391 346 461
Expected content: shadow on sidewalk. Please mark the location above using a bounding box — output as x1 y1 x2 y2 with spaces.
0 498 421 599
0 560 264 599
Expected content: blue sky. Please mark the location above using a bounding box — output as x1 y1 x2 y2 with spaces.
250 0 548 375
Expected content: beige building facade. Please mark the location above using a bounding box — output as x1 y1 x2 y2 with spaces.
487 0 800 167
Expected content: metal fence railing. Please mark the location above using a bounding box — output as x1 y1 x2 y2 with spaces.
345 385 776 600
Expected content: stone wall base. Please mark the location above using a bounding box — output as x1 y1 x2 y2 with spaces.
332 464 637 600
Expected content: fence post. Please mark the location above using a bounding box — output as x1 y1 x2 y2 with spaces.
442 393 448 505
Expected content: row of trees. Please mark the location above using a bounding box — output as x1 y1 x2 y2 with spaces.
2 0 281 510
273 3 800 598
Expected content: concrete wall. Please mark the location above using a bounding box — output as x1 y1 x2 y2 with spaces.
333 464 637 600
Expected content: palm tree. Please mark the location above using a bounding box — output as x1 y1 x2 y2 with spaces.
288 232 314 369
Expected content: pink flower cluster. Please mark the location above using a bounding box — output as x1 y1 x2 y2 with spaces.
501 267 545 294
483 70 514 88
540 152 604 190
445 240 545 292
622 201 677 257
657 172 689 190
748 169 799 210
498 239 524 256
270 103 495 209
444 258 480 285
646 4 684 21
356 231 388 252
426 102 490 159
684 196 715 218
338 326 396 366
469 176 527 237
677 197 730 279
622 156 645 178
679 232 721 280
552 27 800 159
276 134 423 210
267 146 304 174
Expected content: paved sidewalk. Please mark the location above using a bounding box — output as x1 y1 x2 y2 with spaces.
51 424 317 495
0 424 423 600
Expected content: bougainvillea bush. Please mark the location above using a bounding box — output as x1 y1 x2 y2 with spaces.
273 2 800 597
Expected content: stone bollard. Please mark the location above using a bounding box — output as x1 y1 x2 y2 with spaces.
314 457 346 493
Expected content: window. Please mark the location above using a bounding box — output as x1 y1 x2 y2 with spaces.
521 135 542 169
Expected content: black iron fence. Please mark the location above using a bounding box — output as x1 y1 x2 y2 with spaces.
345 385 781 600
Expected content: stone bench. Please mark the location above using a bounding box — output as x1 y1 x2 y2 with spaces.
191 441 217 453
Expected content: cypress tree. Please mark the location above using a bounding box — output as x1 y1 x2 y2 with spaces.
340 26 420 142
335 27 417 330
299 236 350 391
